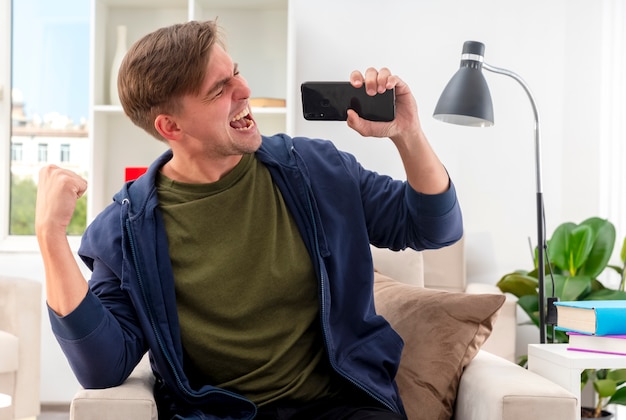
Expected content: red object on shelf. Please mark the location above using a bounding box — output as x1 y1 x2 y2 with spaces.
125 167 148 181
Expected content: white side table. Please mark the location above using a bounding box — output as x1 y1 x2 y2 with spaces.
528 343 626 420
0 393 11 408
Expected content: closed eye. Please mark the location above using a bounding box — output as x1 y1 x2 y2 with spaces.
207 63 240 100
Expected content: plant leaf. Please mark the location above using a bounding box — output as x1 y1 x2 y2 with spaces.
607 369 626 386
552 274 592 301
594 379 617 398
568 224 594 275
548 222 576 272
497 273 538 298
579 217 616 278
607 385 626 406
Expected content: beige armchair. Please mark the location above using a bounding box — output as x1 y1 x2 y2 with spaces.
70 240 577 419
0 277 42 420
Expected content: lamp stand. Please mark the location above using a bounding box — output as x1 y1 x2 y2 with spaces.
482 63 547 344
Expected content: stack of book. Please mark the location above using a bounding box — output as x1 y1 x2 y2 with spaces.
553 300 626 356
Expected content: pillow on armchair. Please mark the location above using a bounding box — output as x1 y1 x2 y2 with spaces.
373 272 505 420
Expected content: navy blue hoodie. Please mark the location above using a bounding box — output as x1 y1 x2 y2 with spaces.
49 134 463 419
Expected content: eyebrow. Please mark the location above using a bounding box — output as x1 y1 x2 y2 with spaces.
206 63 239 98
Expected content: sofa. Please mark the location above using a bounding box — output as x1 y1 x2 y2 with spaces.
0 277 42 420
69 239 577 419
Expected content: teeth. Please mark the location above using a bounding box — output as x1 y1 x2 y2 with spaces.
232 107 249 122
234 119 255 131
231 107 255 131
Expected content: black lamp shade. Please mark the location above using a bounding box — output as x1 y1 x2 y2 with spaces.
433 41 494 127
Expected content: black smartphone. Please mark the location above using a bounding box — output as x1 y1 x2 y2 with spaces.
301 82 395 122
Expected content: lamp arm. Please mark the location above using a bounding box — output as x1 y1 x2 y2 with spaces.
483 62 548 344
482 63 542 193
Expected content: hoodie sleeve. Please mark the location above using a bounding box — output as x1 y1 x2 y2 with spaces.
48 286 145 388
290 136 463 252
346 146 463 251
48 206 147 389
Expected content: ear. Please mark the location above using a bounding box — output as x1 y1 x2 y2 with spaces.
155 114 182 141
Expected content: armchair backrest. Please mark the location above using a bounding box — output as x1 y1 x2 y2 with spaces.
371 236 466 291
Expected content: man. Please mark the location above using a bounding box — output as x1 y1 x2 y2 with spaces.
36 20 462 419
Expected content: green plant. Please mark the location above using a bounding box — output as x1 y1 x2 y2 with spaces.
581 368 626 418
497 217 626 418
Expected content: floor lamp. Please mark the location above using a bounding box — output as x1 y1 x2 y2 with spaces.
432 40 548 344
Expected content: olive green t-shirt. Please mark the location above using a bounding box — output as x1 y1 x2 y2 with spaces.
156 154 338 406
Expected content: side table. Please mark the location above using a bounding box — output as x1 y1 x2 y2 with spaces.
528 343 626 420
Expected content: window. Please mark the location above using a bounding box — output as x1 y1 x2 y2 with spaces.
37 143 48 162
10 142 22 161
5 0 90 236
60 143 70 162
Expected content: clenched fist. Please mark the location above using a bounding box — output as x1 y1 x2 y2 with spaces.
36 165 88 236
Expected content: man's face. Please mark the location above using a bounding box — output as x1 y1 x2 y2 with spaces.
174 43 262 158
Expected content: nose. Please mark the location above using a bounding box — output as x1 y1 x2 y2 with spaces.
234 75 251 100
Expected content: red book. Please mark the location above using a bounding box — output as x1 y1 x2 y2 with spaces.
567 331 626 356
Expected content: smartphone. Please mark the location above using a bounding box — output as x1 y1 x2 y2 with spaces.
301 82 395 122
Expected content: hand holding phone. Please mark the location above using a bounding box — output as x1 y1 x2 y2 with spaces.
301 82 395 122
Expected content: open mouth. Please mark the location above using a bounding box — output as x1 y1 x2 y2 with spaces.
230 107 255 131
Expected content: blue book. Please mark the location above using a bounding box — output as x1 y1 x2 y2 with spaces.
554 300 626 335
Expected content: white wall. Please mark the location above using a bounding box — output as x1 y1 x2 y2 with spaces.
289 0 611 278
1 0 622 404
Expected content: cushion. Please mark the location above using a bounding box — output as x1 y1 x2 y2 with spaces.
373 272 505 420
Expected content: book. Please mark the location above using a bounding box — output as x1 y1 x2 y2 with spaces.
553 300 626 335
567 331 626 356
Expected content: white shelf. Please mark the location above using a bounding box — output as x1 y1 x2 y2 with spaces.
93 104 123 113
252 107 286 115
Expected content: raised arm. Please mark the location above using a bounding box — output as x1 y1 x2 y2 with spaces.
347 67 450 195
35 164 89 315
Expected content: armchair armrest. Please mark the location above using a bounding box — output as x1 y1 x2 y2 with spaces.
455 350 577 420
70 356 157 420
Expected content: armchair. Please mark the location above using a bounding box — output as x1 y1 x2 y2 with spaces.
0 277 42 420
70 240 577 419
